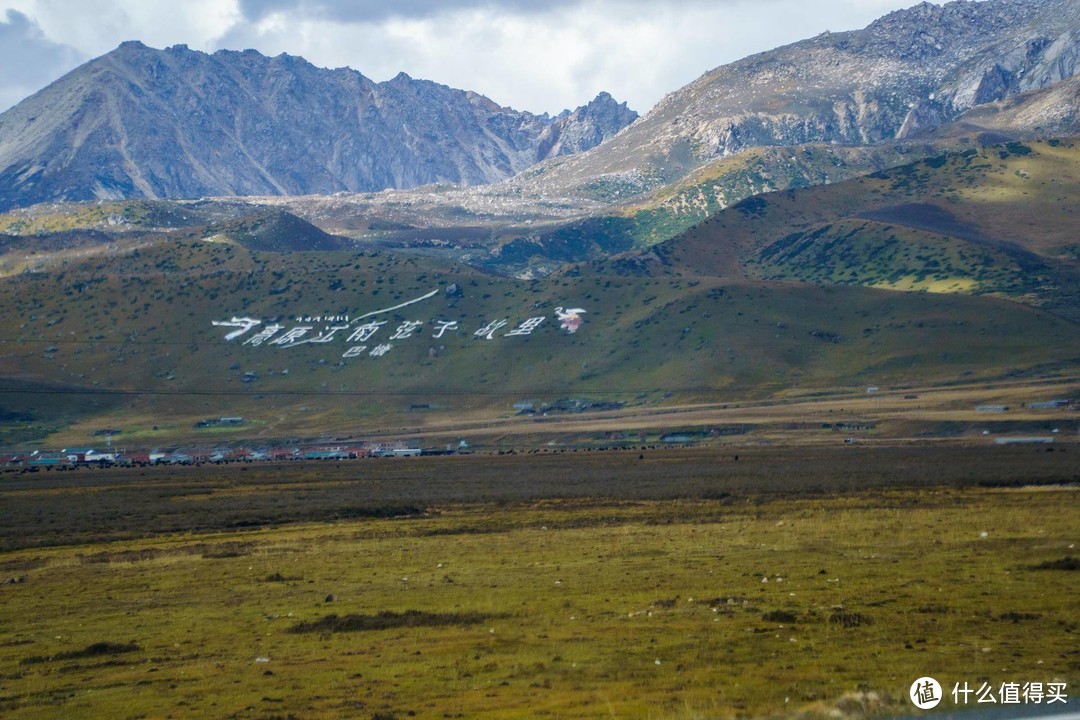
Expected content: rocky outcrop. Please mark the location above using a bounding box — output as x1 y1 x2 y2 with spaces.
535 92 639 162
0 42 636 211
522 0 1080 195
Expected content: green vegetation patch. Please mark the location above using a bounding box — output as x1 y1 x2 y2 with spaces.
21 641 141 665
746 217 1044 297
1030 556 1079 571
289 610 500 634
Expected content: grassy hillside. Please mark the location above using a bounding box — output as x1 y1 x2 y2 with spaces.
493 80 1080 271
749 217 1045 294
0 199 237 234
1 234 1077 446
0 202 353 278
479 143 950 274
3 133 1073 283
0 138 1077 447
628 138 1080 321
168 208 352 252
624 143 947 243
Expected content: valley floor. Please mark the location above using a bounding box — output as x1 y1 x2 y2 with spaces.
0 447 1077 719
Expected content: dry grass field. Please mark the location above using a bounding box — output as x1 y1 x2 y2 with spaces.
1 445 1077 719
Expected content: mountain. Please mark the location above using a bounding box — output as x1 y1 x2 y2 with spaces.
535 92 639 162
589 136 1080 320
519 0 1080 199
2 229 1077 447
0 42 637 211
912 74 1080 141
1 0 1078 446
176 209 352 253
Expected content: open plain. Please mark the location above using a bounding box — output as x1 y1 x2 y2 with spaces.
1 443 1077 719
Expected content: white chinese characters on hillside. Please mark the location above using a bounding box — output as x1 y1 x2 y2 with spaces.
211 289 585 360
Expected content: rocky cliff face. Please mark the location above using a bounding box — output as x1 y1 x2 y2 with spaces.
523 0 1080 195
0 42 637 210
535 92 639 162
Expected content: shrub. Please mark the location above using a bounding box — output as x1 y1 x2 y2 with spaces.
288 610 498 634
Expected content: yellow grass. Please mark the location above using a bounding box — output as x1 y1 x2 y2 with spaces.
1 483 1076 719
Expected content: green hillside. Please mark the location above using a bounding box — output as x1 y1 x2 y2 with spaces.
631 138 1080 320
0 203 353 278
1 137 1078 447
0 199 242 235
748 217 1047 295
482 143 948 273
1 233 1077 447
167 208 352 252
625 143 947 243
494 81 1080 273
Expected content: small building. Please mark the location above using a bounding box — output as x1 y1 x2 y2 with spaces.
1030 400 1070 410
195 417 246 429
420 447 455 456
62 447 93 462
366 441 408 456
302 448 351 460
27 451 72 468
341 447 371 459
117 452 152 466
994 437 1054 445
63 448 115 464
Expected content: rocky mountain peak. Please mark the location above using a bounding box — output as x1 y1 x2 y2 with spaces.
116 39 149 52
534 92 639 163
0 44 636 210
518 0 1080 197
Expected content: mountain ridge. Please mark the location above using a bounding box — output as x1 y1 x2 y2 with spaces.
515 0 1080 198
0 41 637 211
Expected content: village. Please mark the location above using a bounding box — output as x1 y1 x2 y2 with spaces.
2 393 1074 472
0 439 445 470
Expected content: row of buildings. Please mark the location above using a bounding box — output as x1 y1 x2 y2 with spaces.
0 441 442 469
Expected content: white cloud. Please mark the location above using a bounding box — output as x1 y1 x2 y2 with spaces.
0 8 83 110
8 0 240 58
217 0 927 114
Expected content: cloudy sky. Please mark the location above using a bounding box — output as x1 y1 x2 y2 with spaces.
1 0 929 115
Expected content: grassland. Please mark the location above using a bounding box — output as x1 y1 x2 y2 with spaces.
1 230 1077 448
0 136 1076 454
0 446 1077 719
699 139 1080 317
